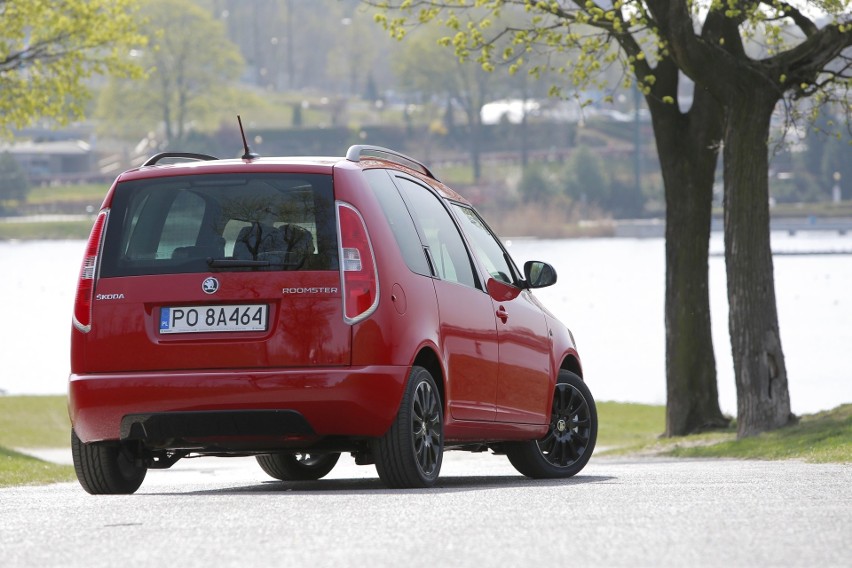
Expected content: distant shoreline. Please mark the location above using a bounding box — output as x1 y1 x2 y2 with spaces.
3 214 852 242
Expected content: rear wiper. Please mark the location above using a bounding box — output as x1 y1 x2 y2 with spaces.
207 255 305 270
207 258 271 268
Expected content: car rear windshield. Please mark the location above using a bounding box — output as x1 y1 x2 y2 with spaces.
99 172 337 277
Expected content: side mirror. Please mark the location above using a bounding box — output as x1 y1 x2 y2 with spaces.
524 260 557 289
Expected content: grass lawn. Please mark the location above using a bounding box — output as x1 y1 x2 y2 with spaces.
25 183 107 205
0 396 71 448
0 396 75 487
597 401 665 447
0 219 94 240
0 447 74 487
601 403 852 464
663 404 852 463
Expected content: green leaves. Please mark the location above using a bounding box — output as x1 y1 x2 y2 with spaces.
366 0 851 126
0 0 145 135
366 0 669 101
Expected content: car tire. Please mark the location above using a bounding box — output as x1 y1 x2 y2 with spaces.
71 429 147 495
256 452 341 481
506 370 597 479
373 366 443 488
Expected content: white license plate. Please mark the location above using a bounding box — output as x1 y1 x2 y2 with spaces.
159 304 268 334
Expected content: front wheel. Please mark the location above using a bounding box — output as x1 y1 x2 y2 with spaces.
256 452 340 481
71 429 147 495
506 370 597 479
373 366 443 488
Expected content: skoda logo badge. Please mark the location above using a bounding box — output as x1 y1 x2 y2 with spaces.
202 277 219 294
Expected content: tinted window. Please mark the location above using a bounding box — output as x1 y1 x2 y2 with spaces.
363 169 430 276
100 173 337 277
395 177 478 289
452 204 518 285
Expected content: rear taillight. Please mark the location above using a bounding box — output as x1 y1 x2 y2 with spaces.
73 210 108 333
337 202 379 324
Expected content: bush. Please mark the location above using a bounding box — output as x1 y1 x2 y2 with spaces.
517 164 559 204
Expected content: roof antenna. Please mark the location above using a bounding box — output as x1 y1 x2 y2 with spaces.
237 115 259 160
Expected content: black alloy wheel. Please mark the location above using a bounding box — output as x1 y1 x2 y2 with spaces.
374 366 443 488
506 370 597 478
411 378 442 476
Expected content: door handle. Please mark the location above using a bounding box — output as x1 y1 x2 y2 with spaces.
496 305 508 323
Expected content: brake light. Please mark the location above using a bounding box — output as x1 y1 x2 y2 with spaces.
73 210 108 333
337 202 379 324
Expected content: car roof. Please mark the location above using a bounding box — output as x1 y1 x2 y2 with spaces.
115 156 340 182
114 151 471 204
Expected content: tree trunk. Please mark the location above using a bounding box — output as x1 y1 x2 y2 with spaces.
649 85 729 436
723 90 794 438
470 119 483 182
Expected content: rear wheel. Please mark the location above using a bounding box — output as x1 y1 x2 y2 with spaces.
373 366 443 488
506 370 597 479
71 429 147 495
256 452 340 481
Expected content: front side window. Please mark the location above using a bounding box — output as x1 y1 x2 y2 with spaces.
100 173 337 277
452 204 518 286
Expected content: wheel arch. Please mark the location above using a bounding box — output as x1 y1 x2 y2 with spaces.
560 354 583 380
412 346 445 409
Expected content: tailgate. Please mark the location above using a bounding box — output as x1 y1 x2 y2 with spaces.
83 271 349 372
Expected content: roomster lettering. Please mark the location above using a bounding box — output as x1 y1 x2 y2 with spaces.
282 287 339 294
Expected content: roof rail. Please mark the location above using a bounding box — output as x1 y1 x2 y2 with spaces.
142 152 219 167
345 145 436 180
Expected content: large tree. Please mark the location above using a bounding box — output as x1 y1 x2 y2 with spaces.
392 23 518 180
0 0 144 134
97 0 243 147
368 0 851 437
646 0 851 436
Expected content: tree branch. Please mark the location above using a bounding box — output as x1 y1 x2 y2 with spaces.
772 24 852 87
761 0 818 37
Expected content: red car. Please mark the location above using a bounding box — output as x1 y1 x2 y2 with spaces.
69 143 597 494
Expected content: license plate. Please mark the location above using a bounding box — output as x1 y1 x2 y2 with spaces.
159 304 268 334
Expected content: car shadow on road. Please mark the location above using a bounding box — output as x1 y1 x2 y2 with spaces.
145 473 616 496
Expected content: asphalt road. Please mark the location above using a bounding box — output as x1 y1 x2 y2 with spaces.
1 451 849 567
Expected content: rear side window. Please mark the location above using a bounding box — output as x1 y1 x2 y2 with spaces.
363 169 430 276
394 177 479 289
100 173 337 277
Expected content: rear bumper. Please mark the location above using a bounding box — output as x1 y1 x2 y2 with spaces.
69 366 408 444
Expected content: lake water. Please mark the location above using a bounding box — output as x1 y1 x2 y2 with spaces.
1 233 850 416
